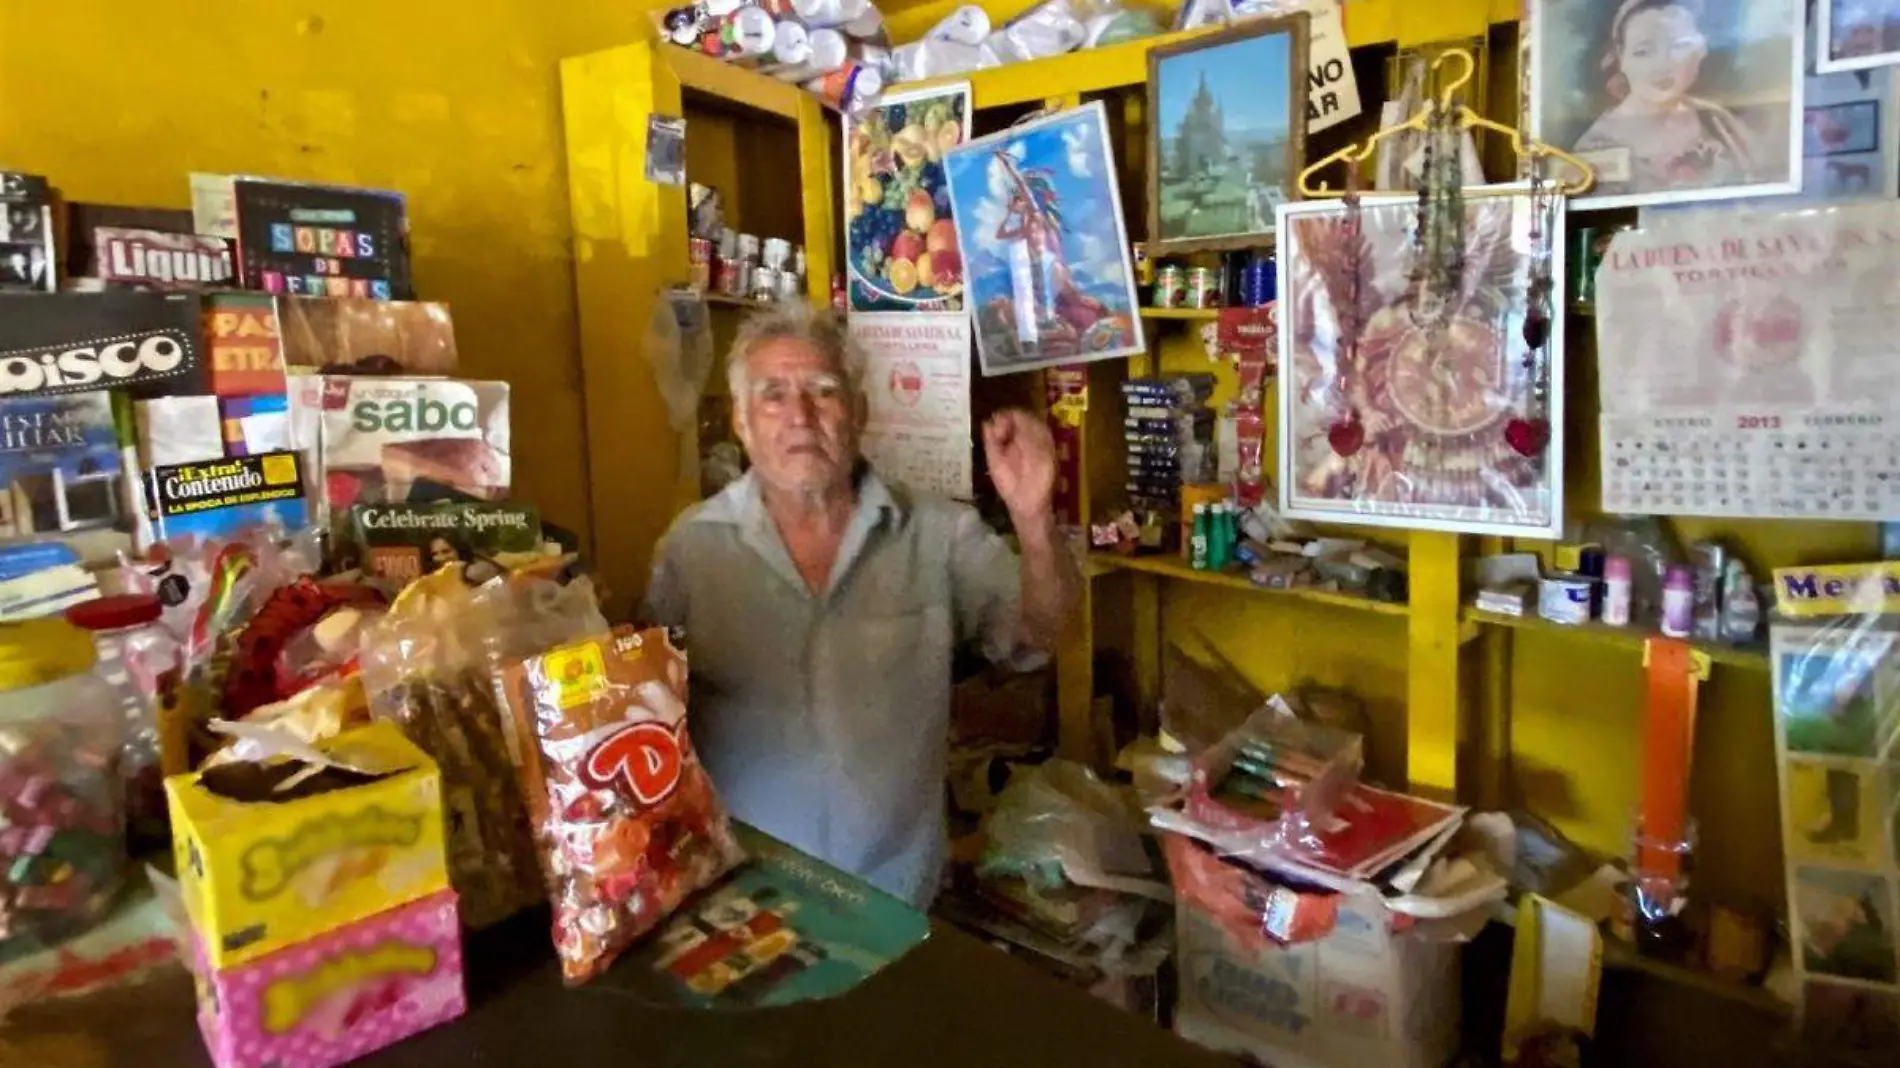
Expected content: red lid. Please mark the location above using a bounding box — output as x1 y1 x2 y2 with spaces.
65 594 164 632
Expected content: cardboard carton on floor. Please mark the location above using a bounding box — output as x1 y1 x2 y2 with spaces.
1168 835 1462 1068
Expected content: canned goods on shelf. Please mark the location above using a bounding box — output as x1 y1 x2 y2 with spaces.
1153 265 1185 309
1186 266 1222 309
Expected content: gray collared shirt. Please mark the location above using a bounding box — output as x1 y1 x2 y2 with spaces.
644 469 1027 906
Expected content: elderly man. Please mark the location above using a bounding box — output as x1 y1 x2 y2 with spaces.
645 304 1078 906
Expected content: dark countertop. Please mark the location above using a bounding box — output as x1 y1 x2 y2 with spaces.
3 910 1232 1068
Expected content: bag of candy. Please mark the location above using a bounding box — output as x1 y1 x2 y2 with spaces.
500 626 742 985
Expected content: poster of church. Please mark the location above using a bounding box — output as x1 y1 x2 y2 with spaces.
1146 16 1310 254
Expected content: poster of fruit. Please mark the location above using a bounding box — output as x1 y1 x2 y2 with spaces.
845 83 972 314
1276 192 1567 537
941 102 1146 377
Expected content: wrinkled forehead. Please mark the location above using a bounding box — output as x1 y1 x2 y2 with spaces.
743 336 846 381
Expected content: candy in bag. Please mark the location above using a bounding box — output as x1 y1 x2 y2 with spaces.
501 626 742 985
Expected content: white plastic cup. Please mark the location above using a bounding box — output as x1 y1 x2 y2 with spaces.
928 5 991 46
766 27 847 80
769 19 810 66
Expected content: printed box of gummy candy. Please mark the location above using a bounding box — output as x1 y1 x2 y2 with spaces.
191 889 466 1068
165 722 449 969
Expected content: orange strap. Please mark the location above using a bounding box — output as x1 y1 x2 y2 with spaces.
1639 638 1702 880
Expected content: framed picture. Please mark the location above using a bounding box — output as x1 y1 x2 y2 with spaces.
844 83 973 314
1276 190 1567 538
941 102 1146 376
1819 0 1900 72
1640 19 1899 219
1146 16 1310 254
1530 0 1805 211
1808 98 1882 154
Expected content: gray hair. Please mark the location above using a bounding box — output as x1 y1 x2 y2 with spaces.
727 301 864 416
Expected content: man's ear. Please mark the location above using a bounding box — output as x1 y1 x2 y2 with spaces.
731 400 751 451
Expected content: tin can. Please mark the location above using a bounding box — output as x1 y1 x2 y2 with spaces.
751 266 781 302
1241 256 1277 307
688 237 714 293
737 232 761 264
1153 265 1185 309
762 237 791 270
1186 266 1222 309
777 268 803 302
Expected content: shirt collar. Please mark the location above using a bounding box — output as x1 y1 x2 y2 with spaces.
692 463 906 534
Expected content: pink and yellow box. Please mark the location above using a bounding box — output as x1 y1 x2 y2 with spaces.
191 890 466 1068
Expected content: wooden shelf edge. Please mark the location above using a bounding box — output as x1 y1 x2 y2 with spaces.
1461 609 1770 670
1088 552 1409 617
1138 307 1221 321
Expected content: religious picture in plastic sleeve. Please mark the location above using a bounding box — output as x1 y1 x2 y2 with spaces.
1276 192 1567 538
1819 0 1900 73
941 102 1145 376
1531 0 1805 210
844 83 972 313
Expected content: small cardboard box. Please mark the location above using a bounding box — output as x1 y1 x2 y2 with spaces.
192 890 465 1068
166 722 450 969
1168 835 1462 1068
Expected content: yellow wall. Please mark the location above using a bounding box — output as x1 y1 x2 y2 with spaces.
0 0 660 546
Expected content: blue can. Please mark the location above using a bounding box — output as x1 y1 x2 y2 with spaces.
1241 256 1278 307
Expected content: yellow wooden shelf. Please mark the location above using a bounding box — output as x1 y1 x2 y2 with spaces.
1090 552 1410 617
900 0 1521 108
1139 306 1221 321
1461 609 1771 671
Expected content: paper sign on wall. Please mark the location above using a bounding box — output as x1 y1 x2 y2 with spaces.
849 314 974 500
1305 0 1362 134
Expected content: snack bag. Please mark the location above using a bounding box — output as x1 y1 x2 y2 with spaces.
502 626 742 985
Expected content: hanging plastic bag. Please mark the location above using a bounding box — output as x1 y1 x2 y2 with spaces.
645 288 716 486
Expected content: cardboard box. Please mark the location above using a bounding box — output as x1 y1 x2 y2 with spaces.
166 722 449 968
1168 836 1462 1068
191 890 465 1068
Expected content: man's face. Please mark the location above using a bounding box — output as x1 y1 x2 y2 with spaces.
734 337 862 497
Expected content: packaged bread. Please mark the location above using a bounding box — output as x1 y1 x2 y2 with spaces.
501 626 742 985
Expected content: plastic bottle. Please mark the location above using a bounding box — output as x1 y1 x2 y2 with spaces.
1660 565 1694 638
1601 555 1632 627
1219 503 1239 569
1190 504 1210 571
1207 504 1230 572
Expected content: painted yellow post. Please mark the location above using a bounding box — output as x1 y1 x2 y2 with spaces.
1407 531 1464 799
562 42 689 619
796 94 837 303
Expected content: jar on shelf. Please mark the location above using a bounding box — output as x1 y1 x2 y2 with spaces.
65 594 179 851
0 618 128 959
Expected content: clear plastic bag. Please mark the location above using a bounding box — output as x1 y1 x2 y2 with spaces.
978 759 1161 896
1186 698 1364 859
356 567 605 929
500 626 743 985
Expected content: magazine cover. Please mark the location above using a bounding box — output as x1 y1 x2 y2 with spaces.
193 174 412 300
0 292 208 401
146 451 308 543
86 228 236 291
314 377 511 511
1 172 57 293
627 823 930 1009
0 391 123 539
346 501 541 583
204 293 286 396
279 297 456 375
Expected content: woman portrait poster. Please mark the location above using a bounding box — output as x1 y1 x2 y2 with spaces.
1532 0 1804 210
